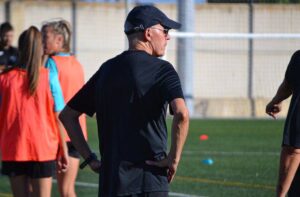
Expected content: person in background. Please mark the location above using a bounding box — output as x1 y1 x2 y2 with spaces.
42 19 87 197
59 5 189 197
0 26 68 197
0 22 18 73
266 50 300 197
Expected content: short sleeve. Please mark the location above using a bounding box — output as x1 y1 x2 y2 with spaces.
67 69 100 117
285 51 300 87
157 63 184 103
45 58 65 112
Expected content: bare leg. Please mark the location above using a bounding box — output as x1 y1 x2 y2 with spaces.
277 147 300 197
30 177 52 197
57 156 80 197
9 175 30 197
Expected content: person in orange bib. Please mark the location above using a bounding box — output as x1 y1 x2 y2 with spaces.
0 26 68 197
42 19 87 197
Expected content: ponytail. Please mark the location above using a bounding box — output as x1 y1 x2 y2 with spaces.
18 26 43 95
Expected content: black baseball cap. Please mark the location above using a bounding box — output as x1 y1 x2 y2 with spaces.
124 5 181 35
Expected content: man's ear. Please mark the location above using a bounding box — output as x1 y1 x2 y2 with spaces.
144 28 151 42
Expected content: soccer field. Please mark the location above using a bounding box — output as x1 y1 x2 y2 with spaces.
0 118 284 197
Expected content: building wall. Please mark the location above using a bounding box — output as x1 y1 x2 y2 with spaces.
0 1 4 23
1 1 298 117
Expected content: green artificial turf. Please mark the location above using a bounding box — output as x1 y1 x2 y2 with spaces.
0 118 284 197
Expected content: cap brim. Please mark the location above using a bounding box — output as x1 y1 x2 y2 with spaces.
162 18 181 30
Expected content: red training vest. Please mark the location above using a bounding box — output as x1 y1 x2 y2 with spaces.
0 67 60 161
52 55 87 141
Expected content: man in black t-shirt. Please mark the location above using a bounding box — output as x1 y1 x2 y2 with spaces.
0 22 18 73
59 5 189 197
266 51 300 197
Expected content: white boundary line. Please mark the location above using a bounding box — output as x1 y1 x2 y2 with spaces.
182 150 279 156
169 192 206 197
52 180 206 197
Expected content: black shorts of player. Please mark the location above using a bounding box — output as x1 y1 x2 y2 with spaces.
1 160 55 178
67 141 81 159
122 192 168 197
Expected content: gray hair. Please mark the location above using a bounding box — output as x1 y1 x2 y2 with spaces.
42 19 71 52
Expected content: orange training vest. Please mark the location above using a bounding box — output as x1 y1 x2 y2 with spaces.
51 55 87 141
0 68 60 161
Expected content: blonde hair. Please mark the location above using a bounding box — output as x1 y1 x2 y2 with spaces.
42 19 72 52
18 26 43 95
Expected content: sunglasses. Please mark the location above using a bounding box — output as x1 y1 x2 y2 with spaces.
150 27 169 36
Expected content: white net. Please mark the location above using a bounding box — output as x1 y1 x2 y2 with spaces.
165 32 300 117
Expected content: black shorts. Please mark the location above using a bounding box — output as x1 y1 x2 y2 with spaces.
1 160 55 178
282 93 300 148
67 142 81 159
122 192 168 197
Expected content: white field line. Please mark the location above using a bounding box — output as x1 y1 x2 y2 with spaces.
169 192 206 197
54 179 98 188
182 150 279 156
52 180 206 197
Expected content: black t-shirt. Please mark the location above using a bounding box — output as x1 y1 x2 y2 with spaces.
68 50 184 196
283 51 300 147
0 46 19 67
285 50 300 90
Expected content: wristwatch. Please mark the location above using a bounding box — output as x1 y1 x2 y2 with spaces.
80 152 98 169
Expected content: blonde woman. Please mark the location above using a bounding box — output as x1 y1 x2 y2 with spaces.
42 19 87 197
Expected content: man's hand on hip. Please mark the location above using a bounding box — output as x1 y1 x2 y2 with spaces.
146 157 178 183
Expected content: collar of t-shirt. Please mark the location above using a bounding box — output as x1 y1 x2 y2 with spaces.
54 52 70 57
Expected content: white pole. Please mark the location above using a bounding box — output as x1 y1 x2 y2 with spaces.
124 0 131 50
177 0 195 116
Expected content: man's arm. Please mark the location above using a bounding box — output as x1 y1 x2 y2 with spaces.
266 79 292 119
146 98 189 183
167 98 189 182
59 106 101 172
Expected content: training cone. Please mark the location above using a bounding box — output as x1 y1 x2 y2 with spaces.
199 134 209 141
202 158 214 165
